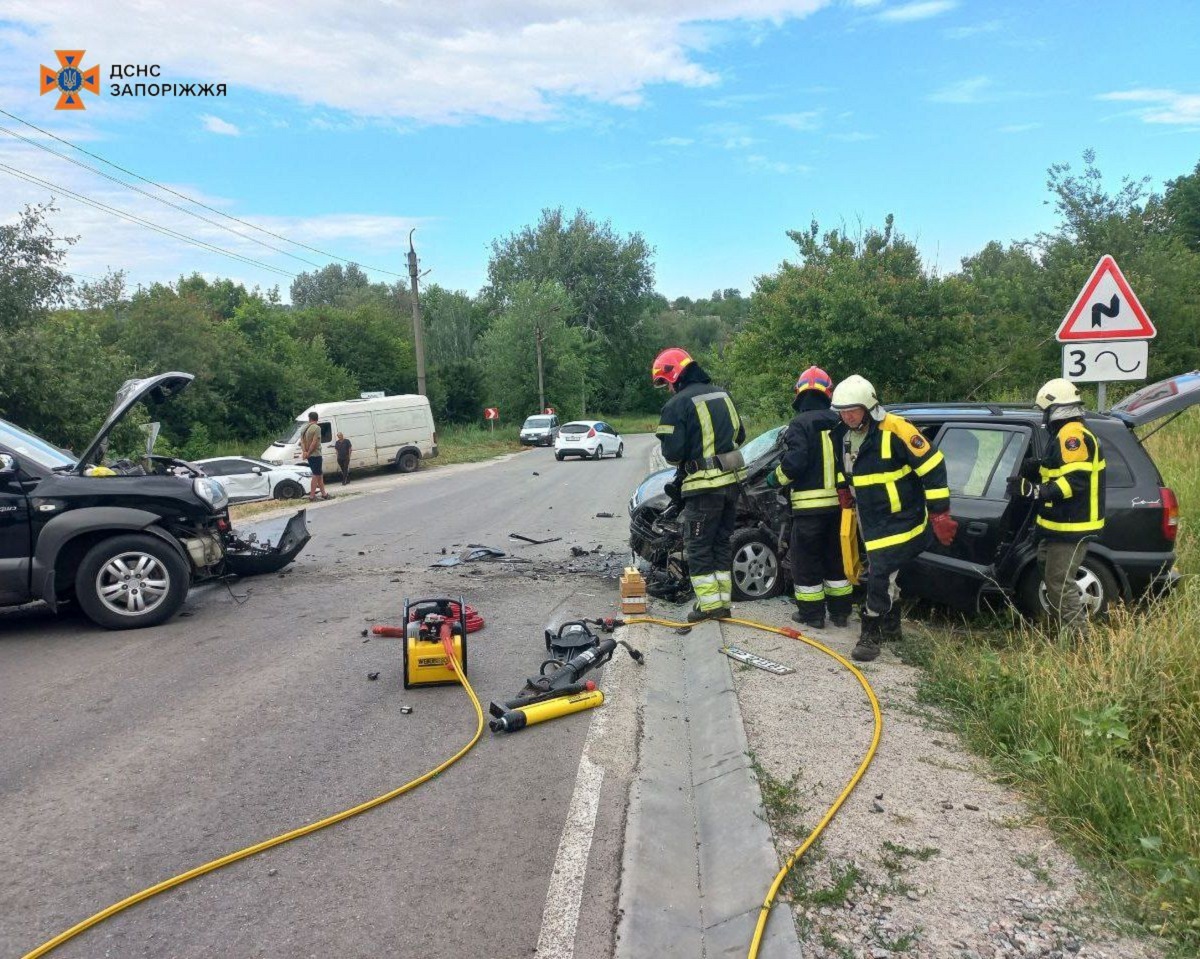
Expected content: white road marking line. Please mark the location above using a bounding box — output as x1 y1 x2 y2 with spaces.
534 665 621 958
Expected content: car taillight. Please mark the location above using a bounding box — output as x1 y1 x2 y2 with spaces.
587 427 596 438
1161 486 1179 541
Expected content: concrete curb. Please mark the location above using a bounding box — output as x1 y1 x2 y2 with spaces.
615 618 803 959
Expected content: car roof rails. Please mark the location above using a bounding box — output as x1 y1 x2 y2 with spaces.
886 402 1015 416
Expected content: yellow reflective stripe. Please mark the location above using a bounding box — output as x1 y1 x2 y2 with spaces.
792 495 840 510
692 396 716 458
1041 460 1106 478
821 431 835 490
881 430 892 458
914 449 944 477
865 518 927 552
773 463 789 485
1090 443 1102 522
924 488 950 501
787 492 835 506
724 395 741 441
824 581 853 597
853 466 912 486
655 423 674 436
682 471 737 492
1036 516 1105 533
1055 476 1072 499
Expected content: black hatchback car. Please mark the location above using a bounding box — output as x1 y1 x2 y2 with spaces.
630 371 1197 619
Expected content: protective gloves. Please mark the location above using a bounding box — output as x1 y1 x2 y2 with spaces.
764 471 781 488
1006 476 1043 501
930 511 959 546
837 488 855 511
663 481 682 506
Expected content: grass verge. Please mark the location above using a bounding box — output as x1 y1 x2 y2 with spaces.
908 410 1200 952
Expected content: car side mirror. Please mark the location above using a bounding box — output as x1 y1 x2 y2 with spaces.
252 466 264 474
0 453 16 478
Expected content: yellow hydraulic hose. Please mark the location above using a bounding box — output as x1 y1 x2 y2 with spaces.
22 642 484 959
624 615 883 959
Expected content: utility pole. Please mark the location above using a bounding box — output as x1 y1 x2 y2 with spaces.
535 324 546 412
406 229 427 396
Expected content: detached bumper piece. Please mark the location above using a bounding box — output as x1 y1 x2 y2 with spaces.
223 509 311 576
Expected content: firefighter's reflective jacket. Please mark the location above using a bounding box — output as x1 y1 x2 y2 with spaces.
656 381 746 497
1031 419 1106 541
834 413 950 554
772 409 843 513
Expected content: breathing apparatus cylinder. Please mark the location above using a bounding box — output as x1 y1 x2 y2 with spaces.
489 689 605 733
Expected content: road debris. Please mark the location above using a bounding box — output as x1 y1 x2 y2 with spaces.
400 705 413 714
508 532 562 545
367 671 380 680
595 511 614 518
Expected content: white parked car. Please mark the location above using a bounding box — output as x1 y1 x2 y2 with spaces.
554 421 624 461
193 456 312 503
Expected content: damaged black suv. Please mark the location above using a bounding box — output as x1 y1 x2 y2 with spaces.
630 372 1195 619
0 373 310 629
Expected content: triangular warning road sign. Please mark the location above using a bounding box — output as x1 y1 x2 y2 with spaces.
1057 255 1156 342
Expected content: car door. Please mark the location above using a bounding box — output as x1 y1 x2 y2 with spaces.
900 422 1032 611
0 449 33 604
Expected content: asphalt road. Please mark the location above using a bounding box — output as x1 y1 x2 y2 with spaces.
0 435 659 959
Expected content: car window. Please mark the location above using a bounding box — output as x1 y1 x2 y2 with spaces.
320 422 333 443
0 419 76 470
938 426 1027 499
524 416 552 428
560 423 590 434
1104 444 1135 489
739 426 785 465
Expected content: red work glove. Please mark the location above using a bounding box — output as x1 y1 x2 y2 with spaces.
930 511 958 546
837 488 854 510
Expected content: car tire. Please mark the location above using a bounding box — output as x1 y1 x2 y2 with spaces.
555 452 565 461
274 479 305 500
1014 553 1120 624
730 528 784 601
616 443 624 458
593 445 603 460
74 533 191 629
397 450 420 473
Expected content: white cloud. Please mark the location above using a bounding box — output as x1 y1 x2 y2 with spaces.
945 19 1001 39
0 1 834 125
701 121 760 150
745 154 810 174
929 75 991 104
0 136 423 293
200 114 240 136
653 136 695 146
1097 89 1200 126
877 1 958 23
769 110 822 131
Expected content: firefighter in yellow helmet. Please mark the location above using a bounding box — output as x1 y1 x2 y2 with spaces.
652 347 746 622
764 366 852 629
1009 378 1106 635
831 375 958 661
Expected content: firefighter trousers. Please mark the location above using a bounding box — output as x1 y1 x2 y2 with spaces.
863 526 931 624
788 511 853 622
682 486 739 610
1037 538 1090 636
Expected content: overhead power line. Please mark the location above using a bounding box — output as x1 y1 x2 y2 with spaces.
0 124 325 270
0 108 408 280
0 161 298 279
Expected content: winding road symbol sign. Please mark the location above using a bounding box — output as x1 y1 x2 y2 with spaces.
1057 255 1155 342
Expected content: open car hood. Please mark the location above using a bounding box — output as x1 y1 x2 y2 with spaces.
74 372 194 473
1109 371 1200 428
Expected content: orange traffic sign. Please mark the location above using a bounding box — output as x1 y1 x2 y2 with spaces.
1056 255 1155 342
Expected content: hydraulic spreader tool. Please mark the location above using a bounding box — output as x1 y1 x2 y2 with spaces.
488 617 644 733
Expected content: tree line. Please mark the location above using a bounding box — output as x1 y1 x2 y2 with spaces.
1 151 1197 457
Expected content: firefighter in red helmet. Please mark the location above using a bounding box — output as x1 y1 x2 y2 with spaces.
652 347 746 622
764 366 852 629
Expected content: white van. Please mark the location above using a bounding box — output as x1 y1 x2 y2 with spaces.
262 395 438 474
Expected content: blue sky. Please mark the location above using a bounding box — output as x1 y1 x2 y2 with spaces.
0 0 1197 302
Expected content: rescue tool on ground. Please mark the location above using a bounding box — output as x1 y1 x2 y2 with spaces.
398 596 470 689
488 618 644 733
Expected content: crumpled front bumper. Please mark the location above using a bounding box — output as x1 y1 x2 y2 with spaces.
222 509 311 577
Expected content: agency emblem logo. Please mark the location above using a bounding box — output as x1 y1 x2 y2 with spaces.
40 50 100 110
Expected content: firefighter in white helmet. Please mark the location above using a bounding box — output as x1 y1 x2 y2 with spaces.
831 375 958 661
1009 378 1106 635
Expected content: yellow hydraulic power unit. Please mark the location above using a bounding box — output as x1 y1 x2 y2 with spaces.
489 688 605 733
840 508 864 585
402 596 468 689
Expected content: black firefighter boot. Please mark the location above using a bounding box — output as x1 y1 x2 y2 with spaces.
881 603 903 643
826 595 852 630
852 614 883 662
791 600 825 630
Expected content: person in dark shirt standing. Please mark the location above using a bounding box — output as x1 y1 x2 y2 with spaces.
334 432 352 485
